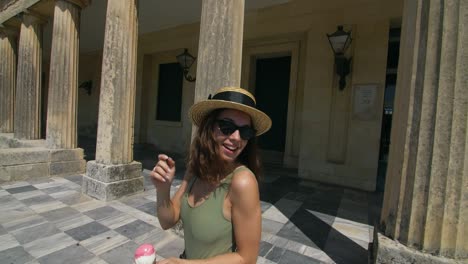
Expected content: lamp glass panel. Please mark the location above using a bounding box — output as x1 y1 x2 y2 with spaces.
330 34 349 54
184 55 195 68
177 50 196 69
177 54 188 69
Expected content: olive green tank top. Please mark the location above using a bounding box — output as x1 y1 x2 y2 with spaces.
180 166 250 259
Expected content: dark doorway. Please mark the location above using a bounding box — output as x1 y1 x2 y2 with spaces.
254 56 291 153
377 28 401 192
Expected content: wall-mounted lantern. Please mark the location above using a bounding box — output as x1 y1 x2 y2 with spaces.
327 26 352 90
176 49 196 82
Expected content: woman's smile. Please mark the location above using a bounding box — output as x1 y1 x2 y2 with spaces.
223 143 238 152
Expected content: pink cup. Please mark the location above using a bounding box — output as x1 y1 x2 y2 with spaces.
134 244 156 264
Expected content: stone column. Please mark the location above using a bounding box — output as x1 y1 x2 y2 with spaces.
375 0 467 263
14 13 45 140
0 27 17 133
82 0 143 201
46 0 89 149
194 0 245 102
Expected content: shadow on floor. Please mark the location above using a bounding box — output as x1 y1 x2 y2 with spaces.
259 165 383 264
78 136 384 263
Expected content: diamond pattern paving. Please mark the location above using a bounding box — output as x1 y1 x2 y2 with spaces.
0 165 382 263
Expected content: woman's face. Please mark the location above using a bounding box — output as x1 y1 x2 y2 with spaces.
214 109 252 163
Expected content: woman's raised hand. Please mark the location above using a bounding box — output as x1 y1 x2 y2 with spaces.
150 154 176 189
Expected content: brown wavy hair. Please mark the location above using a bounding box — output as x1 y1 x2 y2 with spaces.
187 109 262 183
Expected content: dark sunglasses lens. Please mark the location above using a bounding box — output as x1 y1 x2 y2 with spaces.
217 120 256 140
218 120 236 135
238 127 255 140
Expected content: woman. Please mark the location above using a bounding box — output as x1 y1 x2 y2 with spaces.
150 87 272 264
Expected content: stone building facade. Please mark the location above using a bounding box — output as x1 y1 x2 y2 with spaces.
0 0 466 263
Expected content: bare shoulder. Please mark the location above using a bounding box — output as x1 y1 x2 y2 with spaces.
230 167 260 212
230 167 259 194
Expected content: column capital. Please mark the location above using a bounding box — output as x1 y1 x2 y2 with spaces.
56 0 91 9
0 25 19 37
20 11 48 25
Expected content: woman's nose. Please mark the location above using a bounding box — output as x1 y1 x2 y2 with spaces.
229 129 241 140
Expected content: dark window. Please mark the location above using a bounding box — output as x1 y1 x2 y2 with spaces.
386 42 400 69
156 63 183 121
386 28 401 69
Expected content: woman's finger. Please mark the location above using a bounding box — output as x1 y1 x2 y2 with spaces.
154 166 168 177
156 160 171 173
158 154 169 162
152 166 170 181
151 154 175 185
150 171 166 183
166 157 175 169
150 166 169 181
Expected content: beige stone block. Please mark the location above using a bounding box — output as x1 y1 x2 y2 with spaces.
0 134 16 148
86 161 142 182
0 138 45 148
0 133 14 139
17 139 46 148
49 148 84 162
0 167 11 182
49 160 86 177
0 148 49 166
0 139 9 149
0 163 49 183
374 232 463 264
82 175 144 201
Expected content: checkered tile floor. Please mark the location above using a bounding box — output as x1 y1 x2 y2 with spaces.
0 166 382 264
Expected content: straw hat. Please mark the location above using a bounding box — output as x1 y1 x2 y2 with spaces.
189 87 272 136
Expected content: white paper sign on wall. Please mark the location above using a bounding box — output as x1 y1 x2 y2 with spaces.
352 84 378 121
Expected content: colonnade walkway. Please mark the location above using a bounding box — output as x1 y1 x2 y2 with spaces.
0 142 383 263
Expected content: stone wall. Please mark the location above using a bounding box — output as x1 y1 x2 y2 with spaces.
137 0 404 191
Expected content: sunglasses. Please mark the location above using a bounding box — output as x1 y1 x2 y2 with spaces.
216 119 257 140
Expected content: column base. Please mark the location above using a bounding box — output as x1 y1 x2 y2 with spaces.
0 133 45 148
0 133 14 148
373 232 462 264
82 161 144 201
0 147 85 183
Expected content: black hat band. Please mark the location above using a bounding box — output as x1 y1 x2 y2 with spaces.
210 91 256 108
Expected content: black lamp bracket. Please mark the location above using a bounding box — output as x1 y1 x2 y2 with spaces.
183 69 196 82
334 55 352 90
327 25 353 91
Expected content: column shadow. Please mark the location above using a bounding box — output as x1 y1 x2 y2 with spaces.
259 173 371 264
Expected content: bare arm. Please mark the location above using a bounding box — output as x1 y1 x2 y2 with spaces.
158 170 261 264
150 154 191 230
226 169 262 263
